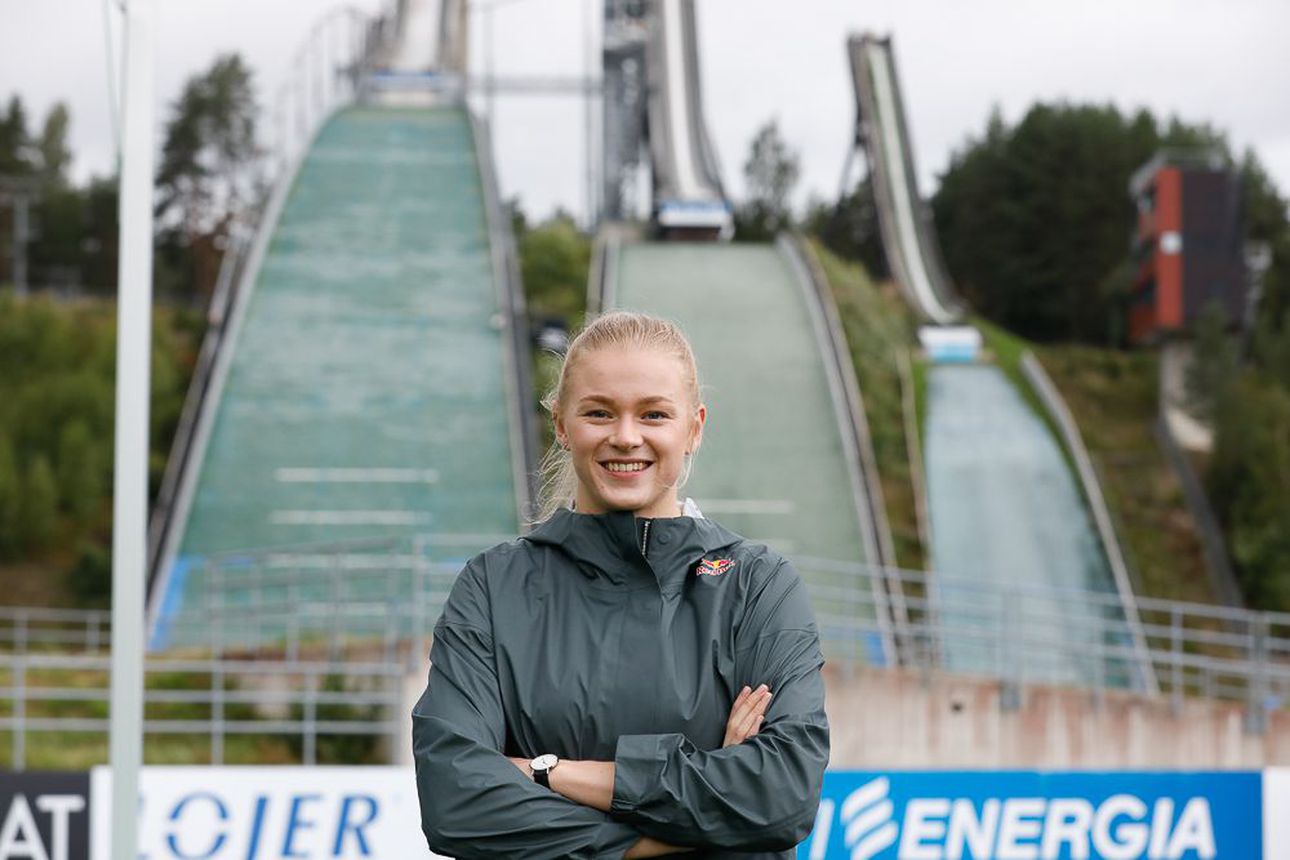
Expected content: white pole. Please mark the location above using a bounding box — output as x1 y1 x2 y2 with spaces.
111 0 152 856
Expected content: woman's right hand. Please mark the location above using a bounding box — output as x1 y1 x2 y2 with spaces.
722 684 772 747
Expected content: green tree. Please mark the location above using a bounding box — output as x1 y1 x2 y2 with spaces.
519 213 590 324
157 54 258 237
1208 375 1290 609
57 420 102 523
806 177 888 279
20 455 58 550
36 102 71 186
735 119 799 240
1186 302 1237 419
81 177 119 293
0 436 20 558
0 95 33 175
156 54 259 301
932 103 1235 343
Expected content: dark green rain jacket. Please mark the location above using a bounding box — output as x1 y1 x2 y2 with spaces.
412 507 830 859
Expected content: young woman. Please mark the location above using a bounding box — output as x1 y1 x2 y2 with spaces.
413 311 829 858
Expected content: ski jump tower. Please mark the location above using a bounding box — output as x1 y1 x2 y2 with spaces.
602 0 732 238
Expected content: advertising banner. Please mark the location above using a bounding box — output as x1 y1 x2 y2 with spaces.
88 767 444 860
0 765 1264 859
0 771 90 860
798 770 1262 860
1267 768 1288 859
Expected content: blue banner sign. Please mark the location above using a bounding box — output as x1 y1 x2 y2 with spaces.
798 771 1261 860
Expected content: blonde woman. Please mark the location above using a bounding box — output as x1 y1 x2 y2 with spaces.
413 311 828 858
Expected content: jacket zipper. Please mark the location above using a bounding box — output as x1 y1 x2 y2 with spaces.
640 519 651 558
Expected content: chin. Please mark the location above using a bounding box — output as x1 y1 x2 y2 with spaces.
594 486 662 514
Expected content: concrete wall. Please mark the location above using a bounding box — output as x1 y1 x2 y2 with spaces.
824 663 1290 769
398 650 1290 768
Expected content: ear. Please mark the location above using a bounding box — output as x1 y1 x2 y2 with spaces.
687 403 707 454
552 407 567 449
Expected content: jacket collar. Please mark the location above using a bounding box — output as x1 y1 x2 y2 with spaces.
523 507 742 584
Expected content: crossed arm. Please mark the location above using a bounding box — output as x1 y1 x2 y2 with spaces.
505 684 776 857
413 559 828 859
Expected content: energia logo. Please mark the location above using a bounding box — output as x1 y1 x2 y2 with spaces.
837 777 897 860
810 776 1219 860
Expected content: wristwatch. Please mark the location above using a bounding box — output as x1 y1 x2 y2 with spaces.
530 753 559 788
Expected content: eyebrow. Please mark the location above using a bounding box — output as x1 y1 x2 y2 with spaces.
578 395 676 406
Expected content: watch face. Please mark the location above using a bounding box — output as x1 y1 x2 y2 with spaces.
531 753 558 772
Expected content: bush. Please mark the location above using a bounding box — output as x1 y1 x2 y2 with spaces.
0 437 20 557
66 541 111 607
19 455 58 550
56 420 102 523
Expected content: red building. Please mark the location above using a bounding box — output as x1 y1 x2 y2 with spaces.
1128 151 1247 344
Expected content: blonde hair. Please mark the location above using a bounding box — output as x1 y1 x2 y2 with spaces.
535 311 702 523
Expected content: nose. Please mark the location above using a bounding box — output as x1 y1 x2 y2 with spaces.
609 416 643 449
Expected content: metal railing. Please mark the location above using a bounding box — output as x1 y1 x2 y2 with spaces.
0 652 404 771
0 607 112 654
266 5 388 189
22 537 1288 773
159 535 460 664
151 538 1290 719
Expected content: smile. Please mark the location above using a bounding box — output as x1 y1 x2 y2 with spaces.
601 461 651 474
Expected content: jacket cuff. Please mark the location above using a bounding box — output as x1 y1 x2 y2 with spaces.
611 732 684 816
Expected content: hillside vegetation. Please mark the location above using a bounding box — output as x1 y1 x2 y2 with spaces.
0 291 198 607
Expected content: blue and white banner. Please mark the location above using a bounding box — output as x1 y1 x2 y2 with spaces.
0 765 1270 858
88 767 444 860
799 771 1262 860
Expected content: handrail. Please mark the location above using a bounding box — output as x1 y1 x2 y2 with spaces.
146 217 253 589
469 109 539 525
1021 351 1159 695
146 4 391 628
0 651 404 771
155 537 1290 715
781 234 903 666
791 237 899 569
12 537 1290 723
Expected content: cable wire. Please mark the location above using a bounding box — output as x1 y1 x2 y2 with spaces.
101 0 123 169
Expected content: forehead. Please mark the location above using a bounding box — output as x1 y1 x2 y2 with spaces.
566 346 690 401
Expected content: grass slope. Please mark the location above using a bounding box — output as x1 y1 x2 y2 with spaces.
1036 344 1215 604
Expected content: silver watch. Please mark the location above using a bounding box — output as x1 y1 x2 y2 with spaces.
530 753 559 788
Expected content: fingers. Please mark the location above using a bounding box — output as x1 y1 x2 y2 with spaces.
735 685 772 738
723 684 772 747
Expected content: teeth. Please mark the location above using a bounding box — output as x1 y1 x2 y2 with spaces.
605 462 648 473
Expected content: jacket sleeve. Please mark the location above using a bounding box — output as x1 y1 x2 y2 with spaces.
609 558 829 851
413 558 643 860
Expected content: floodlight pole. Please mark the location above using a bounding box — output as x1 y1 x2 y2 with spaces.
110 0 153 856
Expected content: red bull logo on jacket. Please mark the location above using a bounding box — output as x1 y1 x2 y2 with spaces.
697 558 736 577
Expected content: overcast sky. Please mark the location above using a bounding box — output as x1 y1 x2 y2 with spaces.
3 0 1288 223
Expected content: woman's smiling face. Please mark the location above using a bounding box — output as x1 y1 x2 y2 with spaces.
554 345 705 519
